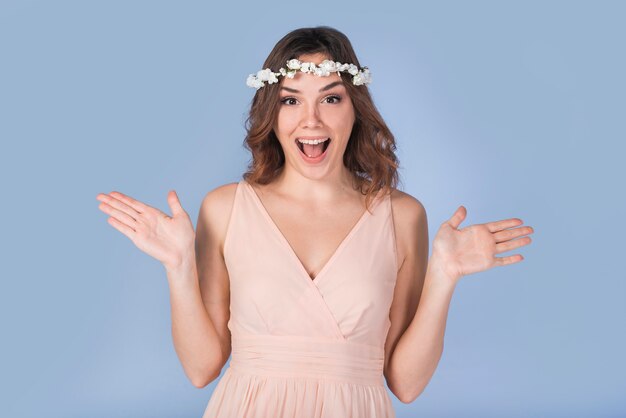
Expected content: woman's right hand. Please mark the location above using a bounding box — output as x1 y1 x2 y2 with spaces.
96 190 195 270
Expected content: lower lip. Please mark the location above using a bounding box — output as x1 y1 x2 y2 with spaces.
296 140 330 164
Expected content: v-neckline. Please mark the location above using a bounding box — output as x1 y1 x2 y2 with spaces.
242 179 381 284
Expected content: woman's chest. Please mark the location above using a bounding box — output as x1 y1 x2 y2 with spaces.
268 206 366 280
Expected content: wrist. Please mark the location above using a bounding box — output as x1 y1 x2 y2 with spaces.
164 252 196 276
426 255 461 288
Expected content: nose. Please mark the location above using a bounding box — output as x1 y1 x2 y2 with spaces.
300 102 323 128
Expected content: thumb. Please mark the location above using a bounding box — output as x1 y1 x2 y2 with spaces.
447 205 466 230
167 190 185 217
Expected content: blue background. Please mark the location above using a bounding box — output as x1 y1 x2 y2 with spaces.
1 1 624 417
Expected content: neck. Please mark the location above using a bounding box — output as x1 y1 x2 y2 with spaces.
271 165 357 204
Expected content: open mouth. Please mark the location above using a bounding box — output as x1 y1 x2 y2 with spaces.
295 137 331 158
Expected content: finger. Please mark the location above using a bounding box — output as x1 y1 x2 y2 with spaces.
495 236 532 254
107 216 137 237
109 191 150 214
167 190 185 217
446 205 466 229
98 201 138 227
494 254 524 266
486 218 524 233
493 225 534 243
97 194 140 221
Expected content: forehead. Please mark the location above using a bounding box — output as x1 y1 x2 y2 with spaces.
280 70 345 93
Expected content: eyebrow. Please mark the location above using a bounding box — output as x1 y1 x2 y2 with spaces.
280 80 344 94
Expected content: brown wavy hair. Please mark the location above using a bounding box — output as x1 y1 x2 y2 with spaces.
242 26 400 212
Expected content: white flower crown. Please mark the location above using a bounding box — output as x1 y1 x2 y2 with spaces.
246 58 372 90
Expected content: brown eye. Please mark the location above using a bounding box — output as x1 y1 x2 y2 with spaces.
325 95 342 104
280 97 297 105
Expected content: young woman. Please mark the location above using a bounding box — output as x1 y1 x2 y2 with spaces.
96 26 534 418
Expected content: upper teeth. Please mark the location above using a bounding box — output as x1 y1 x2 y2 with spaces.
297 138 330 145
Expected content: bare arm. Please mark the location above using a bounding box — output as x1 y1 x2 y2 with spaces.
383 191 434 403
386 261 456 403
386 204 533 403
167 257 224 388
169 184 236 388
96 187 233 388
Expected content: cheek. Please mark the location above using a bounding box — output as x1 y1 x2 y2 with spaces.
275 110 298 133
331 101 354 122
328 108 355 133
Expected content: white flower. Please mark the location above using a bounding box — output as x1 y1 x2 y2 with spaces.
361 68 372 84
246 74 264 89
353 70 372 86
256 68 278 84
286 59 301 70
246 59 372 89
318 59 337 75
314 66 328 76
255 69 269 81
353 68 372 86
300 62 312 73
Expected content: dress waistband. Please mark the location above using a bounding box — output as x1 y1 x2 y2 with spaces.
229 334 385 386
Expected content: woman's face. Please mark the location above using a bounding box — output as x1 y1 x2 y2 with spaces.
273 53 356 178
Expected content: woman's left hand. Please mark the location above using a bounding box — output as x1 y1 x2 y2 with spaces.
429 206 534 284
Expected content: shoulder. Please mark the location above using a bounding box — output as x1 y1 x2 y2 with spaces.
198 182 240 255
200 181 239 210
389 188 427 229
389 188 428 268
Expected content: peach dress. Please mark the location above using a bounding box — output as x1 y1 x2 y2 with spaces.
202 179 399 418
